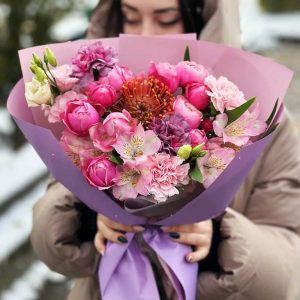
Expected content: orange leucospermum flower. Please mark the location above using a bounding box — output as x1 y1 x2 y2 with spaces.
112 76 175 128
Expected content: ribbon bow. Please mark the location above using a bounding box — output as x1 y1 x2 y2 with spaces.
99 227 198 300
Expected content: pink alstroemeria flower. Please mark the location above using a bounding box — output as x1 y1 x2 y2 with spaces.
113 159 153 201
197 148 235 188
114 123 161 161
213 105 267 147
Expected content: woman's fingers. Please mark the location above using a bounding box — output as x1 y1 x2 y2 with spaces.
94 231 106 256
98 219 129 245
168 232 210 247
98 214 144 233
186 246 210 263
162 221 211 234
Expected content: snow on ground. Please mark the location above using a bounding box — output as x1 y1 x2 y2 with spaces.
240 0 300 50
0 144 47 207
0 108 14 137
0 261 65 300
0 180 47 263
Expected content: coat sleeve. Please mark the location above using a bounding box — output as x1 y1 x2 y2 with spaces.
30 177 100 278
197 113 300 300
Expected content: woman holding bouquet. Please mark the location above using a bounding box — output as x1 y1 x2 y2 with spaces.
30 0 300 299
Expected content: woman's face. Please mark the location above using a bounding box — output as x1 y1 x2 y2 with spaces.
121 0 184 35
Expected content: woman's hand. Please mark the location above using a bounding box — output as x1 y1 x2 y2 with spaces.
162 220 213 263
94 214 213 263
94 214 145 255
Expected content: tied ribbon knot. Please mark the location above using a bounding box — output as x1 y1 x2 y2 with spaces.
99 227 198 300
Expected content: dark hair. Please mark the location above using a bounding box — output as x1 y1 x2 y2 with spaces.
101 0 205 37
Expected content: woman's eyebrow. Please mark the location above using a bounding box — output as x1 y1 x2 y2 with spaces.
154 8 179 14
121 3 138 12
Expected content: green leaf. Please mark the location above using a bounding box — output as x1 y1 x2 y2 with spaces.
184 46 190 61
262 123 279 138
226 97 256 125
266 98 279 126
189 165 203 183
109 154 123 165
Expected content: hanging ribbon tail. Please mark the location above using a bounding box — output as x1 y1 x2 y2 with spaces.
99 229 198 300
99 233 160 300
144 229 198 300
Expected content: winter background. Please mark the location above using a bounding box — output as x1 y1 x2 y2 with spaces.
0 0 300 299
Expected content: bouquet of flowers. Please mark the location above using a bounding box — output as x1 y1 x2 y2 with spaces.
7 35 293 300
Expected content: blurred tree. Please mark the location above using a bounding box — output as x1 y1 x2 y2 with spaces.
260 0 300 13
0 0 88 148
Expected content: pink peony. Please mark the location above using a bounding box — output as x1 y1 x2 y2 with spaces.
173 95 203 129
47 91 86 123
148 153 190 202
100 65 134 91
197 148 235 188
86 82 117 108
148 62 179 93
204 75 246 113
51 64 79 93
185 83 210 110
62 100 100 136
176 61 209 87
82 154 118 190
213 105 267 147
190 129 208 148
113 158 153 201
72 41 118 78
89 110 138 152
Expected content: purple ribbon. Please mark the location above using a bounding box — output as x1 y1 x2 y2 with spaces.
100 227 198 300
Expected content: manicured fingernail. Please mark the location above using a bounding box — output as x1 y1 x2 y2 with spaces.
186 255 193 263
133 226 145 232
169 232 180 239
100 250 105 256
118 236 128 244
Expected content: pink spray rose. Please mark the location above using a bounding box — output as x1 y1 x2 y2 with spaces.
185 83 210 110
60 129 97 167
190 129 208 148
62 100 100 136
148 153 190 202
86 82 117 108
204 75 246 113
46 91 86 123
173 95 203 129
100 65 134 91
176 61 209 87
89 110 138 152
82 154 118 190
148 62 179 93
51 64 79 93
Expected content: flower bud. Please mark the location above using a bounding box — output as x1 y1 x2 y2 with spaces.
44 47 57 67
35 67 47 82
191 144 204 156
32 53 43 67
177 145 192 160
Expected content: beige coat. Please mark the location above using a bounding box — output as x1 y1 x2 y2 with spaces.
30 1 300 299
